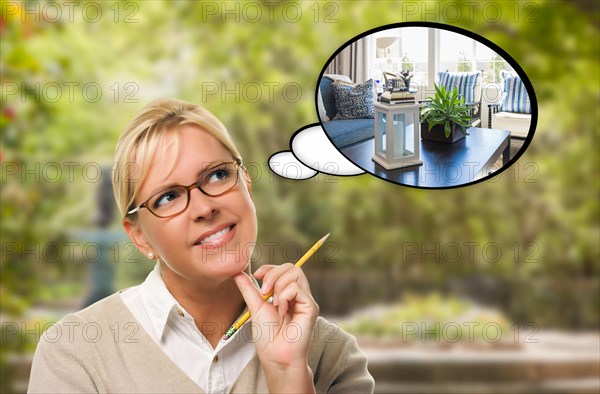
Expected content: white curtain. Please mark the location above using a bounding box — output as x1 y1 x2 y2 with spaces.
325 37 369 83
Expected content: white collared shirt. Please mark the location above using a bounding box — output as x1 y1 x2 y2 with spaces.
120 263 256 394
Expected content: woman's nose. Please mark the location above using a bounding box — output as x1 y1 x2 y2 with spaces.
187 187 219 220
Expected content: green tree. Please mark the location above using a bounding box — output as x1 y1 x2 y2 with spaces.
400 53 414 72
457 51 472 72
489 54 509 83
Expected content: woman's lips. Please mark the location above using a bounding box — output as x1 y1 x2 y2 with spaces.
193 224 236 249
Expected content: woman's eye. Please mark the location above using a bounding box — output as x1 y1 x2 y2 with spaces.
153 189 181 208
206 168 230 184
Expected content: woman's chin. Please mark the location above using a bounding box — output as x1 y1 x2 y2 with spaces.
198 258 250 279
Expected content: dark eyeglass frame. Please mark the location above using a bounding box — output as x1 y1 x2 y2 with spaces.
127 160 241 218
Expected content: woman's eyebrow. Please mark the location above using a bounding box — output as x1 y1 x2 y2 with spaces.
195 161 221 177
146 182 179 198
146 160 224 196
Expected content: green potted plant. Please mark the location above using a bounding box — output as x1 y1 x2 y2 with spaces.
421 84 472 143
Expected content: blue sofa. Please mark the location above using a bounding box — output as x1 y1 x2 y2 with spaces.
319 76 374 149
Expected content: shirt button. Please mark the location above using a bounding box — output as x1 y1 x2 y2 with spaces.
213 355 219 363
177 309 184 317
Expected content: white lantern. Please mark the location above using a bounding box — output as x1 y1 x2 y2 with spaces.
372 102 423 169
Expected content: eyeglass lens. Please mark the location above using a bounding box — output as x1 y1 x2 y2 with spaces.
146 162 238 217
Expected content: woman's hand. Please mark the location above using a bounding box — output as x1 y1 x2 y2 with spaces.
233 263 318 393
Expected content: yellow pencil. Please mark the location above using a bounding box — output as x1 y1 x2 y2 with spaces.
223 233 330 340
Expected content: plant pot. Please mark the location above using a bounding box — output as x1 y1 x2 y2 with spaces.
421 123 466 143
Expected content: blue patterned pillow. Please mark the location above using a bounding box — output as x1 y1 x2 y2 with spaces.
332 79 374 120
439 71 480 104
500 70 531 114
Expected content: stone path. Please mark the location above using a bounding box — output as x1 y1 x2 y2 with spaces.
364 331 600 394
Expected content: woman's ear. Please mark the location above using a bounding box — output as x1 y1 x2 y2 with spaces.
122 217 154 257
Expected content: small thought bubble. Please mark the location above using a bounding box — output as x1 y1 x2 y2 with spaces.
268 152 317 180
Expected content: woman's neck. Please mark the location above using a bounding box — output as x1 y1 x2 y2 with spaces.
159 265 250 348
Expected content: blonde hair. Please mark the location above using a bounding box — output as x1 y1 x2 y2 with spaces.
112 98 241 219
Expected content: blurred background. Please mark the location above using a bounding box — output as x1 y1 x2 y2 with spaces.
1 1 598 393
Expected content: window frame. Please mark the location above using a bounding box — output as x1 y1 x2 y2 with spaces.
368 28 511 87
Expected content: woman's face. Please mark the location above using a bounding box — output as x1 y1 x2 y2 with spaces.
125 124 257 284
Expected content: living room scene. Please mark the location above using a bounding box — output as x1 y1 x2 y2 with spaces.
318 26 534 188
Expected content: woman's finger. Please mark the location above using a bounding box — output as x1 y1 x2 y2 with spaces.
253 264 276 279
259 263 295 295
233 272 266 316
277 281 318 319
273 266 311 304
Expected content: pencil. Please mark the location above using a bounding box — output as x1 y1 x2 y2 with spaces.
223 233 330 340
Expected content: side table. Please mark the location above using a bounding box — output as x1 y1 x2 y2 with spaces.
372 102 423 170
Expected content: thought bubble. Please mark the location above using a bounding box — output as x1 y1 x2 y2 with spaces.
268 21 537 189
268 151 317 180
269 124 364 179
290 124 365 176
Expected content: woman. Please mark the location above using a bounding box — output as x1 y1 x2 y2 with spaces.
28 98 374 393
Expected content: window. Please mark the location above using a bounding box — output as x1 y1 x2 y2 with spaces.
439 31 513 83
370 27 428 85
366 28 513 87
474 42 513 84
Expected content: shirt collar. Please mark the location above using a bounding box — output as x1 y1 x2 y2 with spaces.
139 262 184 341
139 262 261 342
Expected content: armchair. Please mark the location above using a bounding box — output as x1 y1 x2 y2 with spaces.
421 71 482 127
439 70 482 127
488 70 531 139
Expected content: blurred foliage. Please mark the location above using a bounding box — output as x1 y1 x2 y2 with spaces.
0 0 599 369
342 292 511 343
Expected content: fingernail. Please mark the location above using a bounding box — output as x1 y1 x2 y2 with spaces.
260 282 267 294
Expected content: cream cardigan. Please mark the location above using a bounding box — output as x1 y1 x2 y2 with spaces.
28 292 374 393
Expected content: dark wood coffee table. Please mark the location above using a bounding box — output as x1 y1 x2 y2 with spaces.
341 127 511 188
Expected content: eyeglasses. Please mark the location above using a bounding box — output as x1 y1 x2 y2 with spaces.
127 160 241 218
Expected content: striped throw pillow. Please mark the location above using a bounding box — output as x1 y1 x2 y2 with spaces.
439 71 481 104
500 70 531 114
